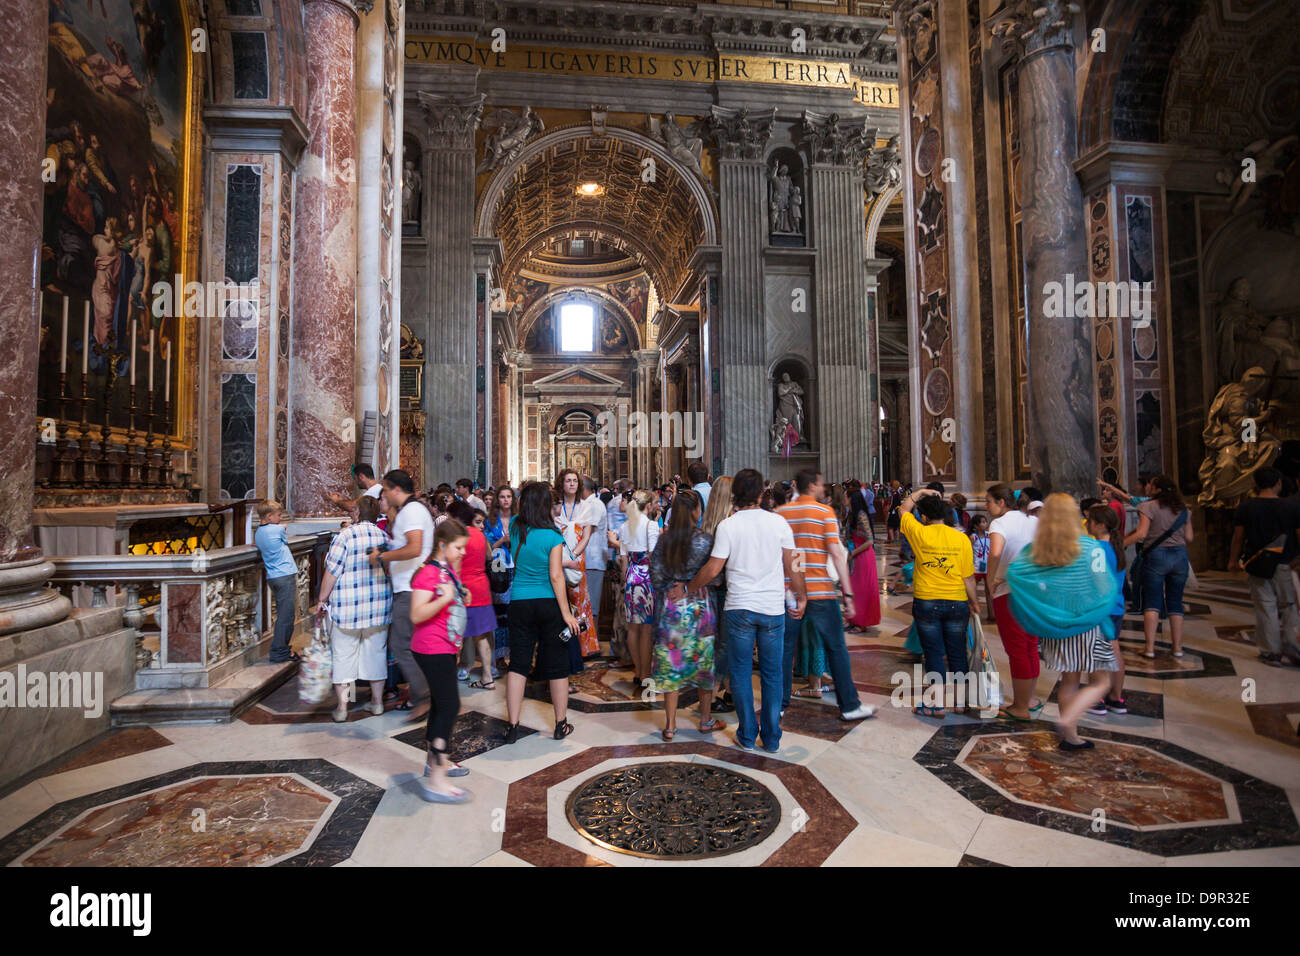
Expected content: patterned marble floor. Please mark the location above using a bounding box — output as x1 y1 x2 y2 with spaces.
2 550 1298 867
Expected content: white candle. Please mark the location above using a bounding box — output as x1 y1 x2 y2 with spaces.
82 302 90 375
148 329 155 391
164 341 171 402
130 323 136 385
60 296 67 375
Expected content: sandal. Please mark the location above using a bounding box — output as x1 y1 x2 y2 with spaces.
468 679 497 691
662 728 676 741
913 704 947 718
793 687 823 699
393 700 413 711
698 718 725 734
997 707 1031 722
1028 699 1045 714
554 718 575 740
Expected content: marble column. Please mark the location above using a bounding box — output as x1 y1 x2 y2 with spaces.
633 350 659 486
992 1 1095 495
801 113 874 481
418 92 484 486
0 0 70 634
709 107 774 476
291 0 360 515
473 239 503 485
865 257 892 483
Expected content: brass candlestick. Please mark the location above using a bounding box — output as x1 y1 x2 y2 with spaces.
160 398 175 488
53 372 76 487
142 382 157 487
76 361 93 486
98 341 119 487
124 382 142 487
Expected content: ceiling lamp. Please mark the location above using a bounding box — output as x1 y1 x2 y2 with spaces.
576 181 604 197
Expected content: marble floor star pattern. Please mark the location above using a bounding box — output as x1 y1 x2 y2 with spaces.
1 549 1297 867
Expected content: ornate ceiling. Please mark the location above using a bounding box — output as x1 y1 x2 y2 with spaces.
492 134 707 303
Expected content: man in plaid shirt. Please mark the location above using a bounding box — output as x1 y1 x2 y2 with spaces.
313 498 394 720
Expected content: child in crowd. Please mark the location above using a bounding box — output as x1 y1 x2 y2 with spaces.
1085 504 1128 715
969 513 991 620
887 533 915 595
951 493 972 533
409 519 474 803
254 499 299 664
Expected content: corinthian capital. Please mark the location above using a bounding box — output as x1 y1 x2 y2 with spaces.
800 111 875 167
988 0 1081 57
418 92 486 150
707 106 775 162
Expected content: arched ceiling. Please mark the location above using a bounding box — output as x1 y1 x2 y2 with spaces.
492 135 706 301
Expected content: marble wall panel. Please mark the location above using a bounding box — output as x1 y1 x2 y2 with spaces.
164 582 203 664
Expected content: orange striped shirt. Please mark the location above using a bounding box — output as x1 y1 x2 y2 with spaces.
777 495 841 600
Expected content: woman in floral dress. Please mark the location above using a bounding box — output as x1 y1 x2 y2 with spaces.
648 490 723 740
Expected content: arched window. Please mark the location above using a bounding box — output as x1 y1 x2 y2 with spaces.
560 301 595 352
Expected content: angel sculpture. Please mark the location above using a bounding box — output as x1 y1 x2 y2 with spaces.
658 113 707 180
865 134 902 200
1217 135 1298 213
477 106 545 175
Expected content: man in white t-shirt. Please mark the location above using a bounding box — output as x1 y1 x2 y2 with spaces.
983 483 1040 720
455 478 488 514
373 469 435 719
676 468 806 753
326 463 383 513
578 476 609 619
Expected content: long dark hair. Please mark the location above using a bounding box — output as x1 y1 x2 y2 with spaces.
1150 474 1184 513
847 487 870 532
513 481 556 552
1088 504 1127 571
660 489 700 576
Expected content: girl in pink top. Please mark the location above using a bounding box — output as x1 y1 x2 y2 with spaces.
409 520 472 803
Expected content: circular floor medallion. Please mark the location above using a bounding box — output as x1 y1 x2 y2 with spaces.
566 762 781 859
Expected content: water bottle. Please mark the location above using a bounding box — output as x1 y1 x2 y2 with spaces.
784 588 798 613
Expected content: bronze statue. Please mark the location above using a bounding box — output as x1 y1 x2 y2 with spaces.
1197 366 1282 508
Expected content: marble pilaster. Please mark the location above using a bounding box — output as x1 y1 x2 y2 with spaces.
865 257 892 483
290 0 361 515
633 350 659 487
418 92 484 486
473 239 503 485
0 0 69 634
992 1 1096 496
709 107 774 477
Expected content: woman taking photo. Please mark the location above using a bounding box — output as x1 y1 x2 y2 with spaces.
313 496 392 721
485 485 516 671
447 500 498 689
1007 494 1120 750
611 489 659 686
1123 474 1192 658
504 481 581 743
649 489 724 739
845 485 882 631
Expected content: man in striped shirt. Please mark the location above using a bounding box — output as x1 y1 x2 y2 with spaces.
777 469 878 721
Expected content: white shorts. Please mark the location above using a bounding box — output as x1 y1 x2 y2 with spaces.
330 622 389 683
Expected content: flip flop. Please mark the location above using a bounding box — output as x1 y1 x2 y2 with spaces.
697 718 725 734
662 728 676 741
468 679 497 691
1028 699 1045 714
418 783 471 804
997 707 1031 722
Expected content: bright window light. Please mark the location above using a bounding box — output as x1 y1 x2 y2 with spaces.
560 302 595 352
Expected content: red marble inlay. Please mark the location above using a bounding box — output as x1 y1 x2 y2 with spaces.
165 582 203 664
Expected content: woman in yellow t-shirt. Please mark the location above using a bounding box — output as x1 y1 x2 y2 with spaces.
899 489 978 717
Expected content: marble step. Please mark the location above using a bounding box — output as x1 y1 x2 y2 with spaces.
109 659 297 725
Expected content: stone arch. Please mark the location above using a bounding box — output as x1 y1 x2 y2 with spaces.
206 0 309 112
502 221 673 307
517 286 642 352
866 182 903 260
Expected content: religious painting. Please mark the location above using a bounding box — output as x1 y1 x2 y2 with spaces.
507 275 549 325
608 276 648 326
524 311 555 353
599 310 629 353
38 0 193 433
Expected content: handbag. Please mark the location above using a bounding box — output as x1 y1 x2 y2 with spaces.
1129 508 1188 608
297 612 334 704
967 616 1002 712
561 544 583 587
440 563 469 652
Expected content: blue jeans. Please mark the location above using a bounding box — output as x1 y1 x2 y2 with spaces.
783 598 862 715
911 598 969 687
268 573 297 662
1140 545 1188 616
725 608 785 750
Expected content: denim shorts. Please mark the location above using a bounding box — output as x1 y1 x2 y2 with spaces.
1140 545 1188 616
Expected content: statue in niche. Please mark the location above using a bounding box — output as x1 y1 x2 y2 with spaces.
789 186 802 233
774 372 805 443
768 160 800 234
401 155 421 224
657 113 707 181
1197 367 1286 508
865 134 902 200
477 107 545 174
1212 277 1300 396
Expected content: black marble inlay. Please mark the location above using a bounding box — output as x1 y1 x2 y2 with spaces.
0 760 383 868
226 0 262 14
1047 682 1164 719
220 373 257 499
224 164 261 284
525 659 699 713
231 32 270 100
958 853 1008 867
566 761 781 859
393 710 538 760
914 722 1300 857
1117 636 1236 681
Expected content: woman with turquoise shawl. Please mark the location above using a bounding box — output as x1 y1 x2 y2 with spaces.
1006 493 1119 752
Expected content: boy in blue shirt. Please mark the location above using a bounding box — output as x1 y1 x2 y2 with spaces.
255 500 299 663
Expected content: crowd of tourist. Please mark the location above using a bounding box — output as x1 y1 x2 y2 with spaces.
249 456 1300 804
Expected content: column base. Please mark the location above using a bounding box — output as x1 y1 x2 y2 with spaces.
0 557 72 636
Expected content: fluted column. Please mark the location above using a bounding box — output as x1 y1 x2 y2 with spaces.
418 92 484 485
0 0 70 633
709 107 774 476
865 256 892 483
634 349 659 486
802 113 874 481
992 1 1095 495
291 0 360 514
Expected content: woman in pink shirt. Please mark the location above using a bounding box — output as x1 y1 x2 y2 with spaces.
409 520 473 804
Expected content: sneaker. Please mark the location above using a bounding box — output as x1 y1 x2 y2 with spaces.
1259 652 1283 668
734 738 755 752
840 704 878 721
762 743 780 754
1086 701 1108 716
1105 698 1128 714
457 668 470 681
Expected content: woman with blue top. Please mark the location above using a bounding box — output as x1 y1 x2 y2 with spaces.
1007 493 1120 751
1086 504 1128 715
503 481 581 744
485 485 516 670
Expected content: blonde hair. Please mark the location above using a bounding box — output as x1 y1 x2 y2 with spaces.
625 490 655 539
1031 493 1082 567
701 476 734 535
256 499 282 521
